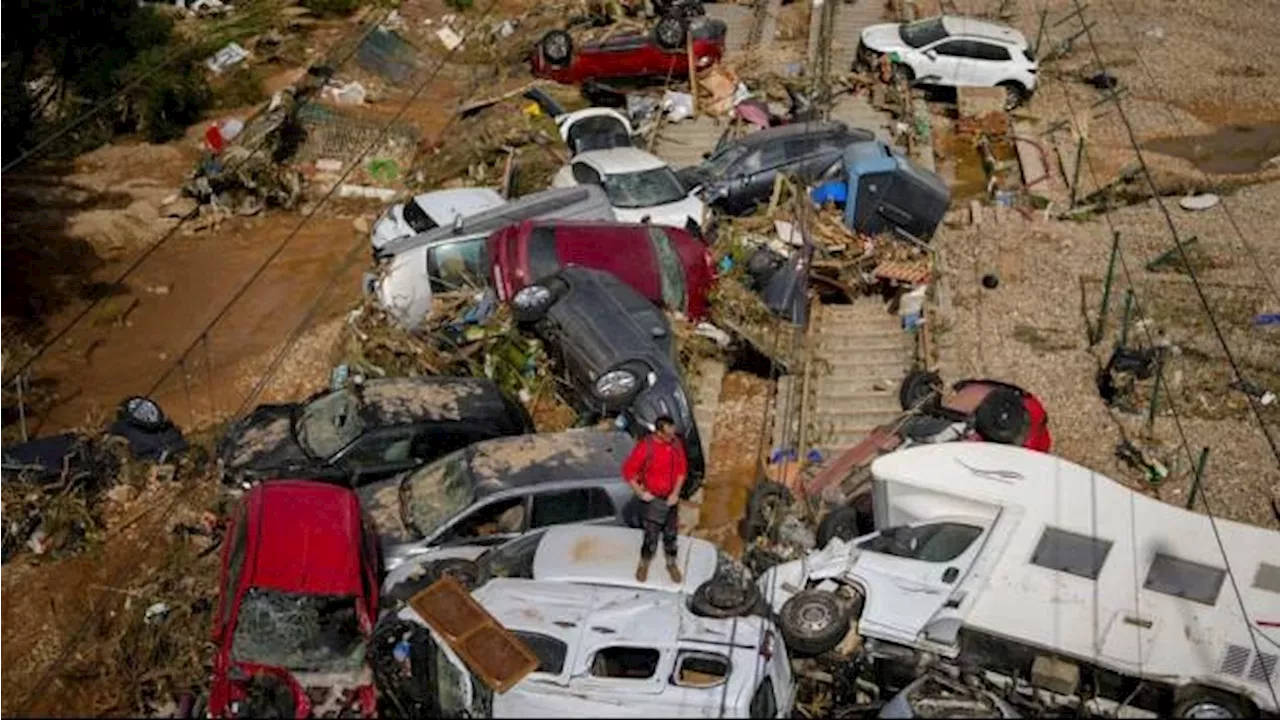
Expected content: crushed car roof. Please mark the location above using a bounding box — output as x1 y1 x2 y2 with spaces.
243 479 365 597
467 428 636 496
531 525 719 595
356 376 513 425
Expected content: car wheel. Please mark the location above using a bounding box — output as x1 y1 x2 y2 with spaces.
1173 687 1252 719
999 81 1027 110
539 30 574 67
740 481 792 541
974 387 1031 445
690 576 762 618
591 360 648 411
898 369 943 411
778 589 852 656
511 277 567 324
385 558 481 604
892 62 915 85
815 500 873 549
653 15 687 51
119 395 168 432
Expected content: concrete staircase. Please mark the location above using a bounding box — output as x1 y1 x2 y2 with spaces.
826 0 896 144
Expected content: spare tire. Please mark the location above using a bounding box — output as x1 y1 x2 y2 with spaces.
778 589 851 656
385 558 480 604
653 15 687 51
898 369 943 411
974 387 1031 445
690 576 762 618
740 481 792 542
539 30 573 67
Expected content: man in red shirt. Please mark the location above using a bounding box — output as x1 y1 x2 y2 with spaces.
620 416 687 583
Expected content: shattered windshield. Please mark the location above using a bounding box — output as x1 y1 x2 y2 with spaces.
296 389 365 460
700 144 748 180
231 589 365 673
476 529 546 580
899 17 948 48
602 167 688 209
401 450 475 539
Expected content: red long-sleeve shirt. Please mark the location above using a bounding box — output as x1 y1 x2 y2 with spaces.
621 436 687 499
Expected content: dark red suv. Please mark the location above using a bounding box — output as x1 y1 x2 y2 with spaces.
488 219 715 320
531 17 727 85
209 480 380 718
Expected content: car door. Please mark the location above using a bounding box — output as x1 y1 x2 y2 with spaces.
782 135 827 182
965 40 1013 87
332 426 424 484
919 39 972 86
430 494 530 548
848 518 992 647
528 486 619 530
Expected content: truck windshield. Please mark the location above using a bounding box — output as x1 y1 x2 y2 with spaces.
602 167 687 209
857 522 982 563
232 590 365 673
898 17 948 48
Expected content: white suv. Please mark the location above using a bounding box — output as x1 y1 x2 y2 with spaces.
858 15 1038 109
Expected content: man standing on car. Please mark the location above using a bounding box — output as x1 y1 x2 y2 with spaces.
621 416 687 584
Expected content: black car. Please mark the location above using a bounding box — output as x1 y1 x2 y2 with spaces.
217 377 534 487
508 266 706 491
678 120 874 215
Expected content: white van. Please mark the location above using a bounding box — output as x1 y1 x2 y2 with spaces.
759 442 1280 718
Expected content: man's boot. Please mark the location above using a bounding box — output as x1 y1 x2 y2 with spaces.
666 557 683 584
636 555 651 582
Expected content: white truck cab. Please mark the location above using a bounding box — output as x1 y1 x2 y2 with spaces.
760 443 1280 718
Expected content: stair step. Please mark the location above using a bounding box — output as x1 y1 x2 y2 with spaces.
817 356 913 373
807 391 902 413
814 333 910 351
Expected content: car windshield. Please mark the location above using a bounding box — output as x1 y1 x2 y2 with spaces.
898 17 948 48
476 529 547 580
700 145 748 180
296 389 365 460
400 450 476 539
601 166 687 209
231 589 365 673
401 200 439 233
568 116 632 154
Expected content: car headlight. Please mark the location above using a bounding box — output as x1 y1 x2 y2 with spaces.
595 369 639 398
513 284 550 309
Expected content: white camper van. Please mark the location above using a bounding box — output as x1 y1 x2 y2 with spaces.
759 443 1280 718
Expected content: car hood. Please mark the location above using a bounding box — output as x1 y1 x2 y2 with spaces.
356 475 416 546
612 194 705 229
218 404 311 477
860 23 908 54
375 244 435 328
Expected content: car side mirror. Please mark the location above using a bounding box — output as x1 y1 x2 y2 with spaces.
924 49 937 60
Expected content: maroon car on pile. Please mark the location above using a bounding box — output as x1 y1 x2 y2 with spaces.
487 219 715 320
531 16 727 85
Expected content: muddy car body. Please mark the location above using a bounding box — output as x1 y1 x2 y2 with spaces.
217 377 533 488
818 140 951 240
209 480 379 718
377 573 794 717
531 16 727 85
508 267 706 487
488 219 715 320
369 187 506 255
357 429 636 571
679 121 874 216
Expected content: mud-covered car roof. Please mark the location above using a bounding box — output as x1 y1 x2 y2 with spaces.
354 376 519 427
467 428 635 497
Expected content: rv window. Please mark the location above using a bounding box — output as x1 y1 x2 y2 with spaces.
857 522 983 563
1143 553 1225 606
511 631 568 675
590 646 661 679
1254 563 1280 594
1030 527 1112 580
672 651 730 688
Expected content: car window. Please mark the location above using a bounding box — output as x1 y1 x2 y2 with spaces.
735 149 764 175
646 226 688 312
898 17 948 48
783 136 820 161
567 116 631 155
441 496 526 544
750 677 778 717
972 41 1011 62
590 647 661 679
572 162 603 186
857 522 983 563
757 142 787 169
476 529 546 579
231 589 365 673
701 144 748 179
600 166 687 209
221 505 249 627
933 40 973 58
512 631 568 674
296 388 366 460
402 199 438 233
426 238 488 294
402 450 476 540
672 651 729 688
337 426 419 470
528 225 562 283
529 487 616 528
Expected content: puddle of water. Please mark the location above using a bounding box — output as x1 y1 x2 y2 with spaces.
1143 123 1280 175
934 129 992 200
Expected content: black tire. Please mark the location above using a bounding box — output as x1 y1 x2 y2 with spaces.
592 360 648 412
973 387 1031 445
741 481 792 541
892 62 915 85
816 503 873 549
385 558 480 604
653 15 687 51
898 369 943 411
119 395 168 432
690 577 762 618
540 30 574 67
778 589 852 656
511 277 567 324
999 81 1027 110
1172 686 1252 718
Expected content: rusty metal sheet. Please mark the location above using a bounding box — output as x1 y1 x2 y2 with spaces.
872 261 931 286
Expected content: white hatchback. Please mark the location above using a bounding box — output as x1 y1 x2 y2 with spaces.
552 147 706 232
858 15 1038 109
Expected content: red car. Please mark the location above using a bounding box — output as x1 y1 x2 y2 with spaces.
531 17 727 85
210 480 380 719
488 219 715 319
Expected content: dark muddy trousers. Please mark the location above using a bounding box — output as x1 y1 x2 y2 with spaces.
638 497 679 560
